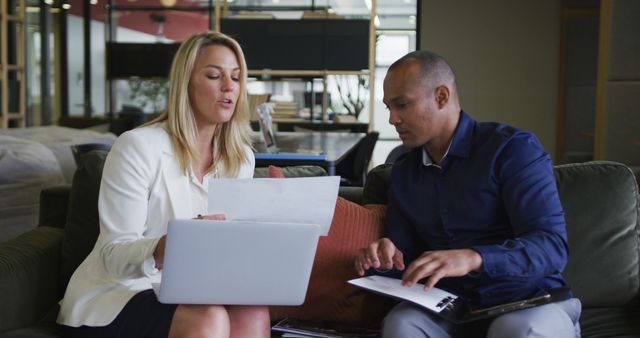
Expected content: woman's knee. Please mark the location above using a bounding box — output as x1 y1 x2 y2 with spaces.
227 305 270 338
228 305 270 323
170 304 229 337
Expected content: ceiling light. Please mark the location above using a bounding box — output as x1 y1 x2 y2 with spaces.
62 3 71 9
364 0 371 11
374 15 380 27
44 0 53 5
90 0 98 4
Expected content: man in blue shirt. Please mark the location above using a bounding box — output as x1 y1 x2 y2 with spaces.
355 51 581 337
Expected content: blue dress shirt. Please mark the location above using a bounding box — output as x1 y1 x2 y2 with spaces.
384 111 569 307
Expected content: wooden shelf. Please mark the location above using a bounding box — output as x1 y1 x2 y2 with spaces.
6 15 24 22
222 0 376 132
248 69 369 77
104 0 376 133
1 0 26 128
6 65 24 71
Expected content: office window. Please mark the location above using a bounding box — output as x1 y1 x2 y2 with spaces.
373 31 415 140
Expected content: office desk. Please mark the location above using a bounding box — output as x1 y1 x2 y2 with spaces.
250 120 369 133
252 132 365 176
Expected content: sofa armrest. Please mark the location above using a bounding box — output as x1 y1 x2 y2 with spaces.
0 227 64 334
38 185 71 229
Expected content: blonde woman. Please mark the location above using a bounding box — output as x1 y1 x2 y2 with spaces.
57 31 270 338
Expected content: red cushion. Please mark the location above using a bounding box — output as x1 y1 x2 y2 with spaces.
267 166 393 325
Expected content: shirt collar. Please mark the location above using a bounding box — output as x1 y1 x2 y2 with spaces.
421 143 450 168
421 110 474 167
447 110 474 159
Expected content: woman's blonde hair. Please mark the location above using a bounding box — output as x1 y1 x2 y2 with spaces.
149 31 252 177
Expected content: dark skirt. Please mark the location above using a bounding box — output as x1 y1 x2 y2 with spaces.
63 289 178 338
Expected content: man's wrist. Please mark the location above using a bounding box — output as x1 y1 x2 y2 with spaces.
467 249 483 276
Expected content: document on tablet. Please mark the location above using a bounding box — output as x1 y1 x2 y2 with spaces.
348 276 459 314
349 276 568 323
208 176 340 236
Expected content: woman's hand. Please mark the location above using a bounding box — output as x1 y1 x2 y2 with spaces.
153 235 166 270
153 214 226 270
195 214 226 220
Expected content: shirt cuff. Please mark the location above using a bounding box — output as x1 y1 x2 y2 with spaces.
472 244 506 278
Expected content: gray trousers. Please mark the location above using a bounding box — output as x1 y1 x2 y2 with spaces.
382 298 581 338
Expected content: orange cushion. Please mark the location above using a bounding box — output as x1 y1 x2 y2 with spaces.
267 166 393 326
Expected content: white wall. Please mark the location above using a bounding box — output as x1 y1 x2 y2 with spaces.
419 0 561 158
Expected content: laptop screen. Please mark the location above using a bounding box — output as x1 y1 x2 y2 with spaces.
256 103 276 150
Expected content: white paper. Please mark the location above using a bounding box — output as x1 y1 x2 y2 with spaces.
348 275 459 313
208 176 340 236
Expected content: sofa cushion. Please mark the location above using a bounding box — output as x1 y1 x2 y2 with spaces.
0 325 61 338
0 126 116 183
267 166 393 325
0 135 66 242
555 161 640 307
38 186 71 229
59 149 109 293
270 200 393 325
362 164 392 205
580 307 640 338
253 165 327 178
0 227 63 334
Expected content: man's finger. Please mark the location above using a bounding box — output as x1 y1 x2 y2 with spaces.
366 245 381 268
355 260 365 276
376 239 399 270
393 249 405 270
424 269 446 291
403 258 439 287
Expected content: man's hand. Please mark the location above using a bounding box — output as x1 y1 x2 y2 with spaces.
355 238 405 276
402 249 483 290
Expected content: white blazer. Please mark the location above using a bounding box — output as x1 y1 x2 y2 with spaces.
57 123 255 327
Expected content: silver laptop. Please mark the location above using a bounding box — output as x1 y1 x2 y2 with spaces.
153 219 321 305
255 102 323 156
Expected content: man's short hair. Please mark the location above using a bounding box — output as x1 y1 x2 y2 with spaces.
389 50 457 90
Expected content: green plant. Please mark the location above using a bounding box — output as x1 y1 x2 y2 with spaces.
335 74 368 120
128 78 168 113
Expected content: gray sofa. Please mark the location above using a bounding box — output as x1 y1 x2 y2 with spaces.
0 126 116 242
0 148 639 337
